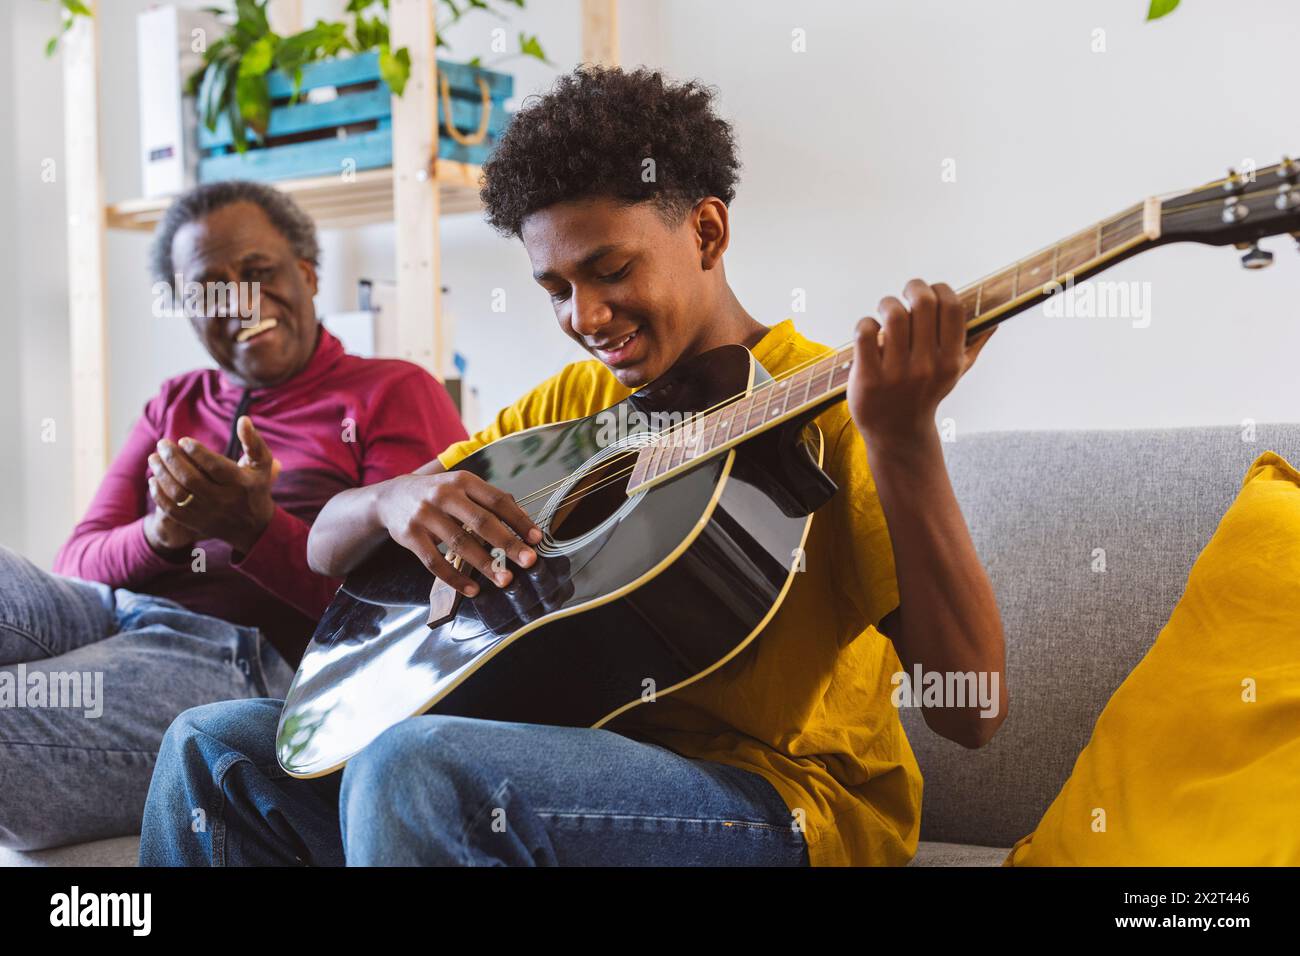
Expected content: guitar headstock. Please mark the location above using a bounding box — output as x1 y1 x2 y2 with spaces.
1159 156 1300 268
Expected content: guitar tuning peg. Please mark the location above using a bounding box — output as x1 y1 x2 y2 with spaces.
1223 167 1248 194
1240 242 1274 270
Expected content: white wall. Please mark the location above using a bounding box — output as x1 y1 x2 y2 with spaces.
627 0 1300 437
0 1 23 552
7 0 76 568
4 0 1298 566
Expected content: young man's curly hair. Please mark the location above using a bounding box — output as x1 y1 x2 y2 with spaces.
480 65 741 239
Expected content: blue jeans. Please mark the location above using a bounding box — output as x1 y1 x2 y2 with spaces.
140 698 812 866
0 545 294 849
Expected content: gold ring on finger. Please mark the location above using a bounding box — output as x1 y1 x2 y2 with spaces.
176 493 195 508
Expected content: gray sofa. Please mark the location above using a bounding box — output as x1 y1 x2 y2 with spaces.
905 422 1300 865
5 423 1295 868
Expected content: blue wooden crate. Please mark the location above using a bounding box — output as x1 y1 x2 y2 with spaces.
198 52 513 184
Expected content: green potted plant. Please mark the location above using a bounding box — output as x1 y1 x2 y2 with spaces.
190 0 548 154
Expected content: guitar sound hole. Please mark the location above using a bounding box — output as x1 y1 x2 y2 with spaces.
548 458 632 543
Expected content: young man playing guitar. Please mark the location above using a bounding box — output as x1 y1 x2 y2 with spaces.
140 66 1006 867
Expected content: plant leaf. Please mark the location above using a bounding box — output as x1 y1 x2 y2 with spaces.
235 0 270 33
378 43 410 96
197 55 232 132
61 0 94 17
45 35 60 58
227 93 249 153
238 33 277 77
236 71 272 136
518 32 546 62
1146 0 1180 20
355 16 374 49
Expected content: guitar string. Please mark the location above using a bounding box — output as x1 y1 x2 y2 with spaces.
490 186 1283 527
932 172 1265 303
913 173 1288 307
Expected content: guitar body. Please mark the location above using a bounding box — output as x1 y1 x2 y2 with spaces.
277 343 840 777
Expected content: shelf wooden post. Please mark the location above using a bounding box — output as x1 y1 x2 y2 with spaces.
62 7 110 517
389 0 444 379
582 0 620 67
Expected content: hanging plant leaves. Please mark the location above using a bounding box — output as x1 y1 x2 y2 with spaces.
41 0 95 58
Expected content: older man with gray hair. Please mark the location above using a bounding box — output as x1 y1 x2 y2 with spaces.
0 180 467 850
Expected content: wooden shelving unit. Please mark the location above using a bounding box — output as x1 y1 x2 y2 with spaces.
105 163 485 232
62 0 619 514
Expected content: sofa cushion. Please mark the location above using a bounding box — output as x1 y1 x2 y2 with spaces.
1005 451 1300 865
899 423 1300 848
0 835 139 867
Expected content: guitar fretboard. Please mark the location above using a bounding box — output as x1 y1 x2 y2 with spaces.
625 197 1160 496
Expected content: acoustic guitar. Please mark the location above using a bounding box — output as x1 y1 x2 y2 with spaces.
277 158 1300 777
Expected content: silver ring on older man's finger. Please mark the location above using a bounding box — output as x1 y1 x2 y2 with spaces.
176 493 195 508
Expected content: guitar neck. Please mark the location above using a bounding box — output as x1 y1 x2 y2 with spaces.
626 197 1164 496
959 197 1161 337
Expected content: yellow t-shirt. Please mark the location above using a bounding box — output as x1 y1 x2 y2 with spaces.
437 319 922 866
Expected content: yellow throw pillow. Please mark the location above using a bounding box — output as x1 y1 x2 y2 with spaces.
1005 451 1300 866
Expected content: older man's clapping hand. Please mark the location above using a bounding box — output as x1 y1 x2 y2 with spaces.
145 415 282 557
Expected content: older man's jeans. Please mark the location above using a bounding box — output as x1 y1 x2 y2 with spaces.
139 696 812 866
0 545 294 850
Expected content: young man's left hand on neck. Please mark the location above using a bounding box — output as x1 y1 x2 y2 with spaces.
846 278 1006 749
